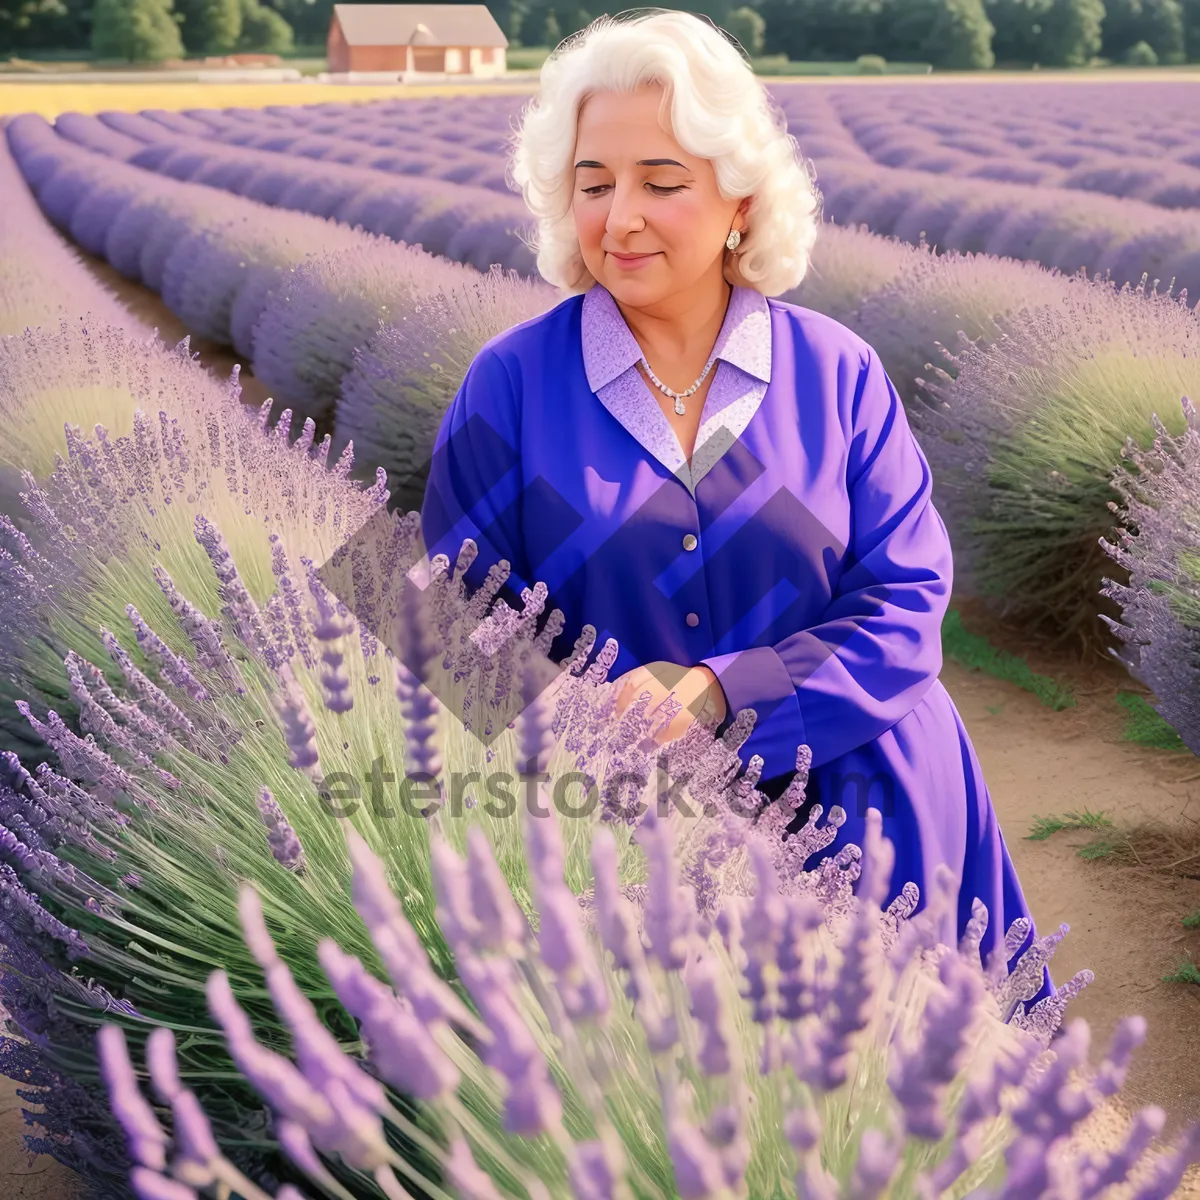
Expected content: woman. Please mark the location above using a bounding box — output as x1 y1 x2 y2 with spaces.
421 10 1050 1001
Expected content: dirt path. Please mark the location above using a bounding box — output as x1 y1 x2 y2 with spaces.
943 653 1200 1128
77 248 276 411
7 261 1199 1194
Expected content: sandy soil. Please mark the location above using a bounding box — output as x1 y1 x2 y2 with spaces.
0 1075 77 1198
947 603 1200 1138
6 262 1200 1195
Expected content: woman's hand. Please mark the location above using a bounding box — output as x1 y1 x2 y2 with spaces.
611 661 728 745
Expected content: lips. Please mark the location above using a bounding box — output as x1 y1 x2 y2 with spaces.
609 251 657 261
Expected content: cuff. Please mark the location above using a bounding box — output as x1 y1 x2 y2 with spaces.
700 646 807 782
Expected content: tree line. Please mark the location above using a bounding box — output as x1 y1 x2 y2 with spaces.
0 0 300 58
512 0 1200 69
2 0 1198 68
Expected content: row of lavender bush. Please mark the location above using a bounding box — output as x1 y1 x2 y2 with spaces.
3 112 554 510
786 227 1200 676
23 109 537 278
2 112 550 455
774 83 1200 211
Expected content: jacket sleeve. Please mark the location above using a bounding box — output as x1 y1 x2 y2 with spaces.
701 346 952 779
420 345 530 598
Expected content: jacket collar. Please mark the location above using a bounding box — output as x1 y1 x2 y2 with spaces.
581 282 772 393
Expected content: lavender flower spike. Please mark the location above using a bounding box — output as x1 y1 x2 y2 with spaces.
637 807 694 972
668 1117 727 1199
129 1168 199 1200
97 1025 169 1172
256 786 306 873
889 950 986 1140
444 1138 506 1200
465 825 526 952
144 1028 219 1191
272 665 321 776
344 828 479 1032
317 938 460 1101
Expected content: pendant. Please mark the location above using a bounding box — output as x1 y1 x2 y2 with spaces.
674 395 686 416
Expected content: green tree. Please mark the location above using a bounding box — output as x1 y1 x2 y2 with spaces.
686 0 737 23
517 0 592 44
1040 0 1106 62
883 0 995 66
263 0 328 42
989 0 1104 63
759 0 887 60
1058 0 1106 60
1103 0 1186 63
0 0 91 53
986 0 1053 60
724 3 767 52
91 0 184 60
1184 0 1200 57
175 0 242 53
238 0 292 51
1124 33 1159 54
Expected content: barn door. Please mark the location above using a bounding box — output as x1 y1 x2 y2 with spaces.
412 47 446 71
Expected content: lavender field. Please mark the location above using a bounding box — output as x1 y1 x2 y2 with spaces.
11 80 1200 299
1 76 1200 1200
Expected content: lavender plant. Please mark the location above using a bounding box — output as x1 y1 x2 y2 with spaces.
0 137 147 340
1101 397 1200 754
53 113 146 162
159 214 364 348
248 240 480 427
335 267 557 508
97 803 1200 1200
850 245 1068 408
0 317 395 1191
911 275 1200 653
781 224 918 329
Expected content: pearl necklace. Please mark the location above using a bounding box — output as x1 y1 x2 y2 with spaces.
639 353 718 416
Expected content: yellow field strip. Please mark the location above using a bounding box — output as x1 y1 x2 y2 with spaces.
0 80 539 119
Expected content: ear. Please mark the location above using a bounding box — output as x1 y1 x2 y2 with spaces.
734 195 753 229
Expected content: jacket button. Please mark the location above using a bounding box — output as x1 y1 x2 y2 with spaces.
685 612 700 627
682 534 698 551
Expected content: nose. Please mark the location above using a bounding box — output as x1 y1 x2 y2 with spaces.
605 179 645 240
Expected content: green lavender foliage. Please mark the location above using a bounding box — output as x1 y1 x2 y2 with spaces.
912 276 1200 655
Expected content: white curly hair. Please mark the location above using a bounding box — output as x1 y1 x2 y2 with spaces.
506 9 822 296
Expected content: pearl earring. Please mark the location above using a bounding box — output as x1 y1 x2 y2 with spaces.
725 228 742 252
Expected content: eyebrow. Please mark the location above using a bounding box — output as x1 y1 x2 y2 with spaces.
574 158 687 168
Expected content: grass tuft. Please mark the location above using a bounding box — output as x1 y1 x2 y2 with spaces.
1162 959 1200 985
1027 809 1114 840
1078 834 1122 860
941 607 1076 710
1115 690 1188 751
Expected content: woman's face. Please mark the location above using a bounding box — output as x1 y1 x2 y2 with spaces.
571 83 745 308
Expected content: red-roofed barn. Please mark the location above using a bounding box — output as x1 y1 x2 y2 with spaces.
327 4 509 76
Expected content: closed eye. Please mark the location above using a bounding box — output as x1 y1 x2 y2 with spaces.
580 183 688 196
